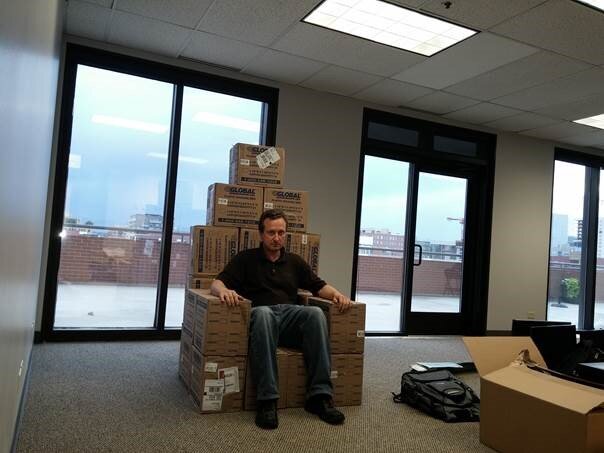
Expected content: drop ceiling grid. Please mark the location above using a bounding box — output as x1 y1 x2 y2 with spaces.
491 0 604 65
63 0 604 148
180 30 267 71
194 0 320 47
272 22 426 77
418 0 549 29
114 0 214 29
66 0 112 42
107 10 192 57
443 50 592 101
300 65 383 97
390 32 539 89
241 50 328 85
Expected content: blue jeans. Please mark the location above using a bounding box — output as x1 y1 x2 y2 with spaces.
250 304 333 401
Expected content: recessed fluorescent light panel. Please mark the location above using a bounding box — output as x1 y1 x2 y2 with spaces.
575 0 604 12
574 114 604 130
303 0 477 56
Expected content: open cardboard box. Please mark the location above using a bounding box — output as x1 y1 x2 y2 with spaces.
463 337 604 453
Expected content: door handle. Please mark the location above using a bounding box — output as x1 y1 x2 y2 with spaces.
414 244 422 266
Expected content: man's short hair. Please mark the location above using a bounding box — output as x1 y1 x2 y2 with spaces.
259 209 288 233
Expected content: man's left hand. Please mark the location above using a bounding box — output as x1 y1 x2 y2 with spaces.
333 293 352 312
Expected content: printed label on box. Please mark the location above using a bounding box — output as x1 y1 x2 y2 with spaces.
202 379 224 411
205 362 218 373
331 370 338 379
218 198 228 206
219 367 240 394
240 159 250 166
256 147 280 169
357 330 365 337
264 202 274 209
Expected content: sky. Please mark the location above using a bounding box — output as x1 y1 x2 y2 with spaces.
66 65 262 233
360 156 466 243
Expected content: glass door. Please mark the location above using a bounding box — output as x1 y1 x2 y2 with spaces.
356 157 473 334
355 156 409 332
404 170 469 334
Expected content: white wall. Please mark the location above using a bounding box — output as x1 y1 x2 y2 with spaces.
487 133 555 330
53 37 604 334
0 0 63 450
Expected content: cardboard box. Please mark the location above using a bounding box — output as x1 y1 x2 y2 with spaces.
230 143 285 188
308 297 366 354
263 188 308 232
285 232 321 274
464 337 604 453
284 348 306 408
183 293 195 333
190 349 246 413
239 228 261 251
179 326 193 389
189 225 238 275
331 354 364 406
283 349 364 408
207 183 264 228
297 289 312 306
188 274 215 290
188 288 251 356
244 348 289 410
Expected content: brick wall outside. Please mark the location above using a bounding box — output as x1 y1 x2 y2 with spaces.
58 235 190 286
57 236 484 298
356 255 462 296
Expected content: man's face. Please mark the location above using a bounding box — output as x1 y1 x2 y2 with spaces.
261 217 287 253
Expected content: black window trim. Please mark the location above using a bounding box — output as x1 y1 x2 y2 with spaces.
42 43 279 342
548 147 603 330
353 108 496 336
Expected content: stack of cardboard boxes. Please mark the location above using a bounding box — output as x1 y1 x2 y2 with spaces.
180 143 365 413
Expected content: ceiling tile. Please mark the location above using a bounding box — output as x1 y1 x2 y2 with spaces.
300 66 382 97
559 129 604 148
392 32 538 89
534 93 604 122
66 0 111 41
78 0 113 7
196 0 318 46
492 0 604 65
107 11 191 57
116 0 213 29
181 31 265 70
419 0 547 29
492 68 604 111
242 50 326 85
353 79 434 107
273 22 425 77
405 92 479 115
520 121 598 140
484 112 559 132
389 0 430 7
445 51 590 101
443 103 520 124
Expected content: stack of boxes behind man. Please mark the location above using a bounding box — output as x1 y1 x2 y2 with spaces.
180 143 365 413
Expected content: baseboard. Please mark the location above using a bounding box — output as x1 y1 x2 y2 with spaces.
485 330 511 336
11 349 33 453
34 331 42 344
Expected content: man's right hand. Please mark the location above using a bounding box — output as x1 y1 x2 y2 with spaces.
218 288 243 307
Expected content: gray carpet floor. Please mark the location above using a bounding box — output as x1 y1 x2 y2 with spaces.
16 337 494 452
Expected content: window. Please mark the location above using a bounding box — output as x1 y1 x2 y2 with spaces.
43 44 277 339
547 151 603 329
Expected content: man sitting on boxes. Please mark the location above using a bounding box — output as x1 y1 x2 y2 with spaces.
211 209 351 429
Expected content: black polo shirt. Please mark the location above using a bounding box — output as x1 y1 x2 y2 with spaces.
216 247 326 307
